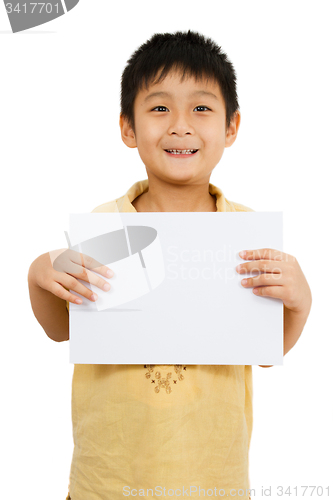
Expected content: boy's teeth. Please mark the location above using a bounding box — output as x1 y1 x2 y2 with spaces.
166 149 197 154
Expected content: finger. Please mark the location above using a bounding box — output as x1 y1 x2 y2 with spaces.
239 248 285 261
241 273 284 288
65 261 112 292
237 259 285 274
53 274 98 302
252 285 284 299
53 249 114 278
50 282 87 304
69 249 113 276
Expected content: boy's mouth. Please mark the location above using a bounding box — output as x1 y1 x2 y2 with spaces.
164 149 198 155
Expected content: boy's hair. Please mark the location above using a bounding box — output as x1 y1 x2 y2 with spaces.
120 30 239 134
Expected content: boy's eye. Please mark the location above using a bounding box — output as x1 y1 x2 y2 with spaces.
152 106 168 112
194 106 210 112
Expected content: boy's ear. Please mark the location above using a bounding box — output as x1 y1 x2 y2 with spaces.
225 111 241 148
119 114 137 148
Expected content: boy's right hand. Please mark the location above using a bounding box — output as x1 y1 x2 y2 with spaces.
30 249 114 304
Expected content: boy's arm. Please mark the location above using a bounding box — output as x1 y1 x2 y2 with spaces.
259 302 312 367
28 256 69 342
28 276 69 342
283 302 311 355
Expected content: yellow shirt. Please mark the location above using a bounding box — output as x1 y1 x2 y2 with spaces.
66 179 254 500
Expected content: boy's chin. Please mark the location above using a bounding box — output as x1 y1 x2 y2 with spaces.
151 171 200 185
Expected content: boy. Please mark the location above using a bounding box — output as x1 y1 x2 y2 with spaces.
28 30 312 499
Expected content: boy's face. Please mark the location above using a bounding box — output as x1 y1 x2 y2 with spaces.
120 69 240 185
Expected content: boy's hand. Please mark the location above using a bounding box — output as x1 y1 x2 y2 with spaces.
30 249 114 305
236 248 312 314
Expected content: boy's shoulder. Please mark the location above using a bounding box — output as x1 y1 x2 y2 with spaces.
91 179 148 213
227 200 255 213
90 196 129 213
91 200 119 213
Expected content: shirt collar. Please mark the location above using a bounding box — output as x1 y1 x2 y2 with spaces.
116 179 232 213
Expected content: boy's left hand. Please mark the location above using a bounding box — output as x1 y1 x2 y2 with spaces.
236 248 311 314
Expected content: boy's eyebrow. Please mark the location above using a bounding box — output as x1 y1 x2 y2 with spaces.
143 90 219 103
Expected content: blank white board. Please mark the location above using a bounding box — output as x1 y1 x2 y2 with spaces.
68 212 283 365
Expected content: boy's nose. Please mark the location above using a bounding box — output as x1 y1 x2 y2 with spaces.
168 114 194 136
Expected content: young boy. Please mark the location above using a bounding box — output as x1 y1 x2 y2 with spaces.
28 30 312 500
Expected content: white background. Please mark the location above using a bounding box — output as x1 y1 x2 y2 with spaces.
1 1 332 498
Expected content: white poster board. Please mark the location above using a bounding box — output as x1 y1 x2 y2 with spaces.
68 212 283 365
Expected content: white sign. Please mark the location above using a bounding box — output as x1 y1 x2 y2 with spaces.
68 212 283 365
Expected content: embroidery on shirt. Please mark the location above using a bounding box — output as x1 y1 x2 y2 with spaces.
144 364 186 394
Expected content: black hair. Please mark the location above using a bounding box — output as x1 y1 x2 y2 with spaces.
120 30 239 134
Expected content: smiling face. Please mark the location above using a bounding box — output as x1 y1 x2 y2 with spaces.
120 68 240 186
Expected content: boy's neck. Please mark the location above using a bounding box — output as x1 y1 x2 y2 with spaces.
132 177 217 213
